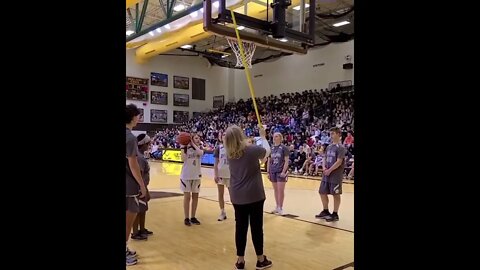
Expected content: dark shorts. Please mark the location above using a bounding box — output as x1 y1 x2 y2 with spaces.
269 171 288 182
138 197 148 212
139 190 150 212
319 181 342 195
126 196 141 213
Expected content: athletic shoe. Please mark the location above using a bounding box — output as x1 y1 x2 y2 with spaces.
218 212 227 221
184 218 192 226
256 256 273 269
140 228 153 235
325 213 339 222
190 217 201 225
131 232 147 240
315 210 331 219
126 247 137 258
277 208 285 216
270 208 278 214
235 260 245 270
126 255 138 266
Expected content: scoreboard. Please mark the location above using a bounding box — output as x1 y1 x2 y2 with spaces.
126 76 149 101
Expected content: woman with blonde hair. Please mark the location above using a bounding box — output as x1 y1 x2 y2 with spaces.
225 124 273 270
266 132 290 216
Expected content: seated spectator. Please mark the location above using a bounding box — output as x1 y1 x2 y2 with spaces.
344 132 354 147
300 147 314 175
306 137 315 147
288 144 296 171
347 162 354 180
314 143 324 153
320 132 331 145
309 149 324 176
293 146 306 173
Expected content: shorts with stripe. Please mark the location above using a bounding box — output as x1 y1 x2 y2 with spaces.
319 181 342 195
126 195 141 213
180 179 201 193
138 190 149 212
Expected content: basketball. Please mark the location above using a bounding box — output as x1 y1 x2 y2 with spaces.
177 132 191 145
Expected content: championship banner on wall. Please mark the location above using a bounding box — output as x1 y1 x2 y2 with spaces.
126 76 149 101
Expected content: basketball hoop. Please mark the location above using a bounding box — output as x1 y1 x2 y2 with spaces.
227 38 256 69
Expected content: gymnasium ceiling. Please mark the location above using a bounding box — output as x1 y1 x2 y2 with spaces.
126 0 354 68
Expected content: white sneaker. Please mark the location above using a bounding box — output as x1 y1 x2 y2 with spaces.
270 207 278 214
277 208 285 216
218 212 227 221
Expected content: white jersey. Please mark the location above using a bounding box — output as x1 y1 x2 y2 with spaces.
180 147 202 180
215 144 230 178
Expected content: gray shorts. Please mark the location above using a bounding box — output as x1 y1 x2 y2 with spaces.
319 181 342 195
126 196 140 213
269 171 288 182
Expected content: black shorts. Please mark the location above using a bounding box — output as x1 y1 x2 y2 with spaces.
138 196 148 212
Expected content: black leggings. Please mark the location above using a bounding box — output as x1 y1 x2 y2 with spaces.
232 199 265 256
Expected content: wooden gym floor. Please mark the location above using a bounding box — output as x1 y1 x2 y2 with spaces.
128 162 354 270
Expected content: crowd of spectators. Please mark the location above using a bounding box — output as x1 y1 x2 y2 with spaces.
149 88 354 177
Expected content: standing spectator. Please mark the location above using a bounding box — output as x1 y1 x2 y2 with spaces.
125 104 147 266
293 146 306 173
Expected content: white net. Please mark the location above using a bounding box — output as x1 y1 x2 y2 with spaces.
227 38 257 69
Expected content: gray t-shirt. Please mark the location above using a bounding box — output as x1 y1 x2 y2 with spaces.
228 145 267 205
324 143 347 184
126 128 140 196
269 144 289 173
137 150 150 186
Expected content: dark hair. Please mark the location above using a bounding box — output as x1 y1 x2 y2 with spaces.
137 133 146 142
137 133 148 150
126 104 141 124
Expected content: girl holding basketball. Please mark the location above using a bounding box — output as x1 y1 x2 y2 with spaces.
214 131 230 221
180 133 204 226
266 132 290 216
